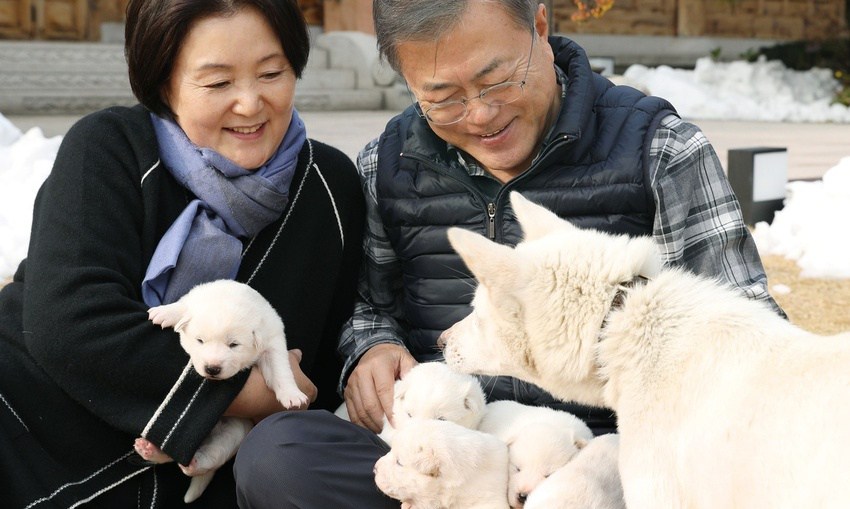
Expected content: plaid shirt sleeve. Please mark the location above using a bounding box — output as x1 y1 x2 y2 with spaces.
649 115 784 315
337 137 411 394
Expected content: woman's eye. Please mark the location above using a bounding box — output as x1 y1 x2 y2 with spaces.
205 81 229 89
261 71 283 80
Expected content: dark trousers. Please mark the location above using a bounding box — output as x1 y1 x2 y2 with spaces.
233 410 399 509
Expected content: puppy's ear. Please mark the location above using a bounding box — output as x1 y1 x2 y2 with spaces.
509 191 574 241
447 228 520 293
413 445 441 477
174 315 191 334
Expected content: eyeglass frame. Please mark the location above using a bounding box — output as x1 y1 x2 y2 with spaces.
409 28 537 126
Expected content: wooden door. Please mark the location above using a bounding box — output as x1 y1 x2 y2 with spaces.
0 0 89 40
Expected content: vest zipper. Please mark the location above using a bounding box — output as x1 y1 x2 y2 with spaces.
487 202 496 239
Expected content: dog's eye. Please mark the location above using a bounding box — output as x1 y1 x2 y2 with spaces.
196 338 204 344
228 342 240 349
510 464 519 473
436 416 447 421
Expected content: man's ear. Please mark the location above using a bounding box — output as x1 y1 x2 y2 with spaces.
447 227 520 292
509 191 574 242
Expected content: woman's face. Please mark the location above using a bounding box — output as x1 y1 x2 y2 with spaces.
165 6 296 169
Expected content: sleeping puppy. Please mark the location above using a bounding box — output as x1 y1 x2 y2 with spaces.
135 279 309 503
378 361 486 445
524 434 625 509
374 418 510 509
478 400 594 508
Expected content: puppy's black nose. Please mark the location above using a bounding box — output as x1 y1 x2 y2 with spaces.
205 365 221 377
518 493 528 503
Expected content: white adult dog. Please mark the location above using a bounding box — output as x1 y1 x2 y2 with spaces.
524 434 624 509
478 400 593 507
374 418 510 509
441 192 850 509
135 279 309 502
378 361 486 445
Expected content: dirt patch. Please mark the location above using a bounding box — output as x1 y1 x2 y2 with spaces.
762 255 850 335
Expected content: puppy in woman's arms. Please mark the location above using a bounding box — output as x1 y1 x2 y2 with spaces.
134 279 308 502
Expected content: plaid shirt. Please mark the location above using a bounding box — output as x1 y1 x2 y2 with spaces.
337 113 782 393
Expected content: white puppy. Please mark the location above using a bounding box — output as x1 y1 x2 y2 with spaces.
136 279 308 502
441 192 850 508
378 361 486 445
478 400 593 507
524 434 624 509
374 418 510 509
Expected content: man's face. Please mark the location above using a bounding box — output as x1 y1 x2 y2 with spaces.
397 0 560 182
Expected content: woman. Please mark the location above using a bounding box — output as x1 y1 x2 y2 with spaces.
0 0 364 507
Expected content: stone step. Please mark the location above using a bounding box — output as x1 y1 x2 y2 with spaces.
0 38 392 115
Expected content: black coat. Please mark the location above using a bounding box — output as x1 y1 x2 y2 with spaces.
0 105 364 508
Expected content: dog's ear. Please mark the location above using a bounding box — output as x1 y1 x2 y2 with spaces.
413 444 441 477
174 315 191 334
509 191 574 242
447 227 520 292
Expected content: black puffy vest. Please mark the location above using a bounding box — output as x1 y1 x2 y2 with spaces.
376 36 677 361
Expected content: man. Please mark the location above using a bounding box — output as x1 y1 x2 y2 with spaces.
234 1 783 506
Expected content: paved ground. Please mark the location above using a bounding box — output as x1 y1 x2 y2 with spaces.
8 111 850 180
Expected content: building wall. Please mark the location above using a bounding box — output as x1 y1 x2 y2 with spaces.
1 0 846 41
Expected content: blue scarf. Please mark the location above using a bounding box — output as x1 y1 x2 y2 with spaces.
142 111 307 306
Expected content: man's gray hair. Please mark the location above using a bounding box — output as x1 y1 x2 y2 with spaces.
373 0 538 72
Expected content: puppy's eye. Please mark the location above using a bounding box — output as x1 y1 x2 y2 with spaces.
228 342 240 349
510 464 519 473
437 416 447 421
406 412 412 418
196 338 204 344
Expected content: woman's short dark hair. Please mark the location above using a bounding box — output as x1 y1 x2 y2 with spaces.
125 0 309 117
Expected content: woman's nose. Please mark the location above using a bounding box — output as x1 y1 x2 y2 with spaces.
232 84 263 116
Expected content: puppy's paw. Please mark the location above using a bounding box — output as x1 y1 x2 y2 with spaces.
147 303 183 328
179 457 212 477
134 437 172 464
276 387 310 409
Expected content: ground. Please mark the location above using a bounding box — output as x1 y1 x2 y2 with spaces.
762 255 850 335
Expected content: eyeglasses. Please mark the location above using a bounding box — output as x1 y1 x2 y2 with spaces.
412 31 536 126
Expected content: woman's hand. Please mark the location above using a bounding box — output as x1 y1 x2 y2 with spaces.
226 349 317 423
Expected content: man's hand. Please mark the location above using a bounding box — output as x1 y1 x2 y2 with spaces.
344 343 416 433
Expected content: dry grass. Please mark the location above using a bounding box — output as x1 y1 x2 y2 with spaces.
0 256 847 335
762 255 850 335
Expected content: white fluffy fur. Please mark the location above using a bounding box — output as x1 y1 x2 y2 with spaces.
144 279 308 503
524 434 624 509
478 400 593 508
374 418 510 508
378 361 486 445
441 192 850 509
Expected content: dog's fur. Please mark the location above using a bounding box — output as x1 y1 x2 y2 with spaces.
374 418 510 509
378 361 486 445
524 433 624 509
478 400 593 508
441 192 850 509
138 279 308 502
